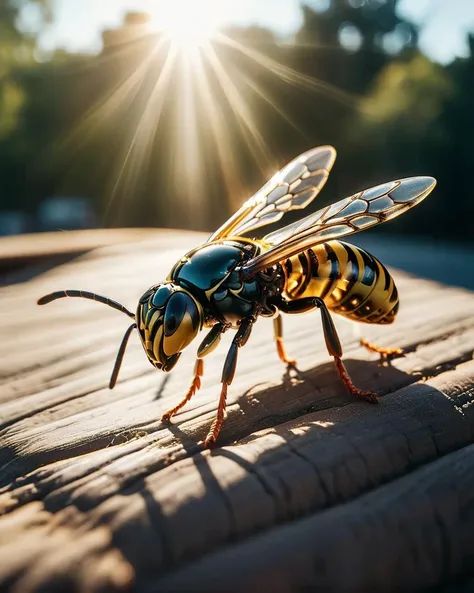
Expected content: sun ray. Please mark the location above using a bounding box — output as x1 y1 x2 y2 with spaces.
237 69 308 139
173 50 204 227
52 34 168 159
203 42 273 173
107 44 180 217
43 2 368 233
191 45 245 210
217 32 360 108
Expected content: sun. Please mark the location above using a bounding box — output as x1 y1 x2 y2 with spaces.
146 0 229 51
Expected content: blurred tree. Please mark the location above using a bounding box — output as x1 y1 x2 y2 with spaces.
296 0 418 93
344 52 455 238
272 0 422 209
436 34 474 232
0 0 50 43
0 0 51 215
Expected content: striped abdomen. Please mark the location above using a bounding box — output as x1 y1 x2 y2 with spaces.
283 240 399 324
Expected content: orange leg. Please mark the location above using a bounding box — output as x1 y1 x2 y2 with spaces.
273 315 297 367
360 338 404 361
276 338 297 366
334 356 378 404
162 358 204 421
203 384 228 448
203 317 254 448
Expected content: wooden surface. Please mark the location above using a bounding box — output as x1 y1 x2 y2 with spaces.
1 229 474 593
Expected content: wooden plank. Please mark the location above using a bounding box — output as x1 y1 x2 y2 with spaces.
156 421 474 593
1 230 474 592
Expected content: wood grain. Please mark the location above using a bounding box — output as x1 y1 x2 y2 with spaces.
1 230 474 593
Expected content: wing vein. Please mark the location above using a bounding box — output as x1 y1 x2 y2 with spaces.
242 176 436 278
208 145 337 242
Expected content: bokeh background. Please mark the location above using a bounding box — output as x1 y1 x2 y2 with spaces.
1 0 473 264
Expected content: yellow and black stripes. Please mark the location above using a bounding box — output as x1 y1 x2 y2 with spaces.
282 240 399 324
136 284 203 371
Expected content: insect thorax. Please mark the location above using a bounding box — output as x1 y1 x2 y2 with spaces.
168 239 282 327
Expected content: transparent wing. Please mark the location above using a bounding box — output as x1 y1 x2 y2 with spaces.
208 145 336 242
241 176 437 278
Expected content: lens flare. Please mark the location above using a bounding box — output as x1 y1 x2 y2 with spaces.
147 0 227 52
53 1 359 231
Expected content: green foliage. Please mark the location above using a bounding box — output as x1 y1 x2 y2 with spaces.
360 54 451 128
346 52 453 177
339 53 457 237
0 81 25 139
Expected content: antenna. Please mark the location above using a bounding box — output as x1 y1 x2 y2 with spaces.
109 323 137 389
37 290 135 319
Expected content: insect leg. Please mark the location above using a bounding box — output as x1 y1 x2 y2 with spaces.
161 358 204 421
161 323 227 421
333 356 378 404
278 297 378 404
204 317 254 448
277 297 342 357
360 338 404 361
273 314 297 367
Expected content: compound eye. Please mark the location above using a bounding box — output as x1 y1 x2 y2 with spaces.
164 292 187 336
152 284 173 309
162 292 200 357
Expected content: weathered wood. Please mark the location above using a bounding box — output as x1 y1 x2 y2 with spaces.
157 436 474 593
0 228 158 264
1 230 474 593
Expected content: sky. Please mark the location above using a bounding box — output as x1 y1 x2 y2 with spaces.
27 0 474 65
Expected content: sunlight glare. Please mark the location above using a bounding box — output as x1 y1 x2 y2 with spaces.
147 0 229 50
61 0 356 230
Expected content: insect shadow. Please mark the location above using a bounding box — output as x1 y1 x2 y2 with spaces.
224 357 414 444
1 360 463 590
0 357 409 491
98 377 461 588
155 373 172 400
